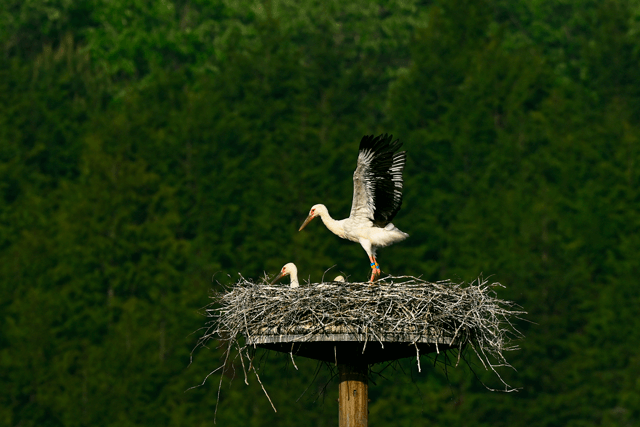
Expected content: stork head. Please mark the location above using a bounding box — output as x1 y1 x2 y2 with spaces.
270 262 298 287
299 204 326 231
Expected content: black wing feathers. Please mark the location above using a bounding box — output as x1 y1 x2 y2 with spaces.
358 134 406 226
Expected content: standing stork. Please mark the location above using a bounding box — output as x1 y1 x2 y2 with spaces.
299 134 408 282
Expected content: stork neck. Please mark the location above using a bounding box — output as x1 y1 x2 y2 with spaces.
290 272 299 288
318 209 345 237
290 274 300 288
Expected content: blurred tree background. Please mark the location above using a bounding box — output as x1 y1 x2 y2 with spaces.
2 0 640 425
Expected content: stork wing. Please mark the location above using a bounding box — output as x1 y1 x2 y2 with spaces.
350 134 406 226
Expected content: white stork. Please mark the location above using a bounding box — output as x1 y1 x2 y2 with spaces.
270 263 347 287
270 262 300 288
299 134 408 282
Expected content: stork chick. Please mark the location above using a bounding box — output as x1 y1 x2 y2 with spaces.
269 263 299 288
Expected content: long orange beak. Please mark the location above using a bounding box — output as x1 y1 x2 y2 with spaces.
298 214 315 231
270 271 286 285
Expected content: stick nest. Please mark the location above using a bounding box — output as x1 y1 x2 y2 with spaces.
193 274 526 414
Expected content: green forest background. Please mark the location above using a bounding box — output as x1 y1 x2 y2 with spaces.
2 0 639 425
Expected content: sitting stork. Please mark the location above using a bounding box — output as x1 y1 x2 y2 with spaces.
270 263 348 287
299 134 408 282
270 263 299 288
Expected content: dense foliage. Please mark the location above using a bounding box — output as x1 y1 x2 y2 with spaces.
2 0 639 425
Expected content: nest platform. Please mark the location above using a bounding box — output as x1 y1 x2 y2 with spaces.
198 275 524 376
249 328 457 364
195 274 525 421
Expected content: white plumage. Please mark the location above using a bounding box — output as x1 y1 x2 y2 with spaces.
299 134 408 282
270 262 299 288
270 263 347 287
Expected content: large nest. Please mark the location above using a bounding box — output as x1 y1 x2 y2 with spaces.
193 274 526 414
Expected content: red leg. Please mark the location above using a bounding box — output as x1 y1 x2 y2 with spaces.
369 256 380 283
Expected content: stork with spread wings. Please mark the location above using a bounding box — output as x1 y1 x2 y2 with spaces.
299 134 408 282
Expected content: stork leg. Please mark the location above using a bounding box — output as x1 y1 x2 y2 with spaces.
368 255 380 282
361 239 381 283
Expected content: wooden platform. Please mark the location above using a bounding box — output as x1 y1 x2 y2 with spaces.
246 327 458 364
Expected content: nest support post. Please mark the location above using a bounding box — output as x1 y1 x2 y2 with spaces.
338 363 368 427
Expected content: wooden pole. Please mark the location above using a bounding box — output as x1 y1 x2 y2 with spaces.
338 363 368 427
